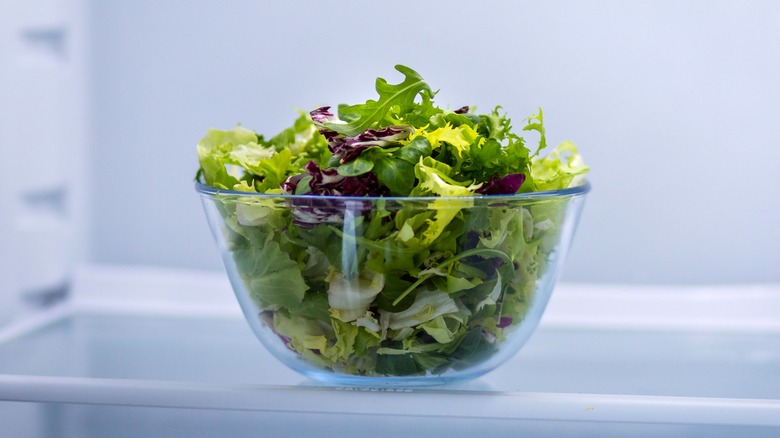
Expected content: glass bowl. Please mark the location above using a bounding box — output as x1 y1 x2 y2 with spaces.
196 182 590 387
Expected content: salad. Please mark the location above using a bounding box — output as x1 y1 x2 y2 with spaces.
196 65 588 377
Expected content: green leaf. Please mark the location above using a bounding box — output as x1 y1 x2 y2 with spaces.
376 351 422 376
235 230 308 308
324 65 433 136
327 271 384 322
294 175 313 195
383 290 459 330
287 291 331 322
531 141 589 191
337 156 374 176
420 316 459 343
329 319 358 360
421 198 472 245
523 108 547 157
295 224 343 270
376 274 416 312
394 136 432 164
249 269 308 309
429 111 478 129
412 157 480 197
479 106 511 141
273 312 329 353
396 88 442 127
450 327 495 363
196 114 330 193
412 352 450 372
373 157 415 196
412 124 479 159
354 327 381 356
268 112 331 167
445 272 482 293
251 148 295 192
196 125 261 188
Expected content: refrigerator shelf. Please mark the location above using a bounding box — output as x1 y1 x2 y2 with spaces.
1 266 779 436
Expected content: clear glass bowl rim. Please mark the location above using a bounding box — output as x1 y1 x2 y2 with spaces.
194 180 591 202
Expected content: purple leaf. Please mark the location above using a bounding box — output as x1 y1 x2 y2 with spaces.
333 125 413 164
281 161 387 227
310 108 413 164
476 173 526 195
310 106 337 124
454 105 470 114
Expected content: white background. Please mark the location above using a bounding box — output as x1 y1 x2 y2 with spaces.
20 0 780 284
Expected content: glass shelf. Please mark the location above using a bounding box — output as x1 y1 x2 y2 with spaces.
1 267 779 436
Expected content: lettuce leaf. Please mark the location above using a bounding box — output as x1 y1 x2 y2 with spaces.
531 141 589 191
327 271 384 322
412 157 481 197
381 290 459 330
196 126 260 188
235 229 308 309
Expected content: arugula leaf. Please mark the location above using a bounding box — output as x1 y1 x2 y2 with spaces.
324 65 433 136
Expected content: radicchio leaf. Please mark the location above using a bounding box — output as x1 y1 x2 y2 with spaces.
497 316 513 329
335 125 413 164
310 106 338 124
476 173 526 195
311 106 413 164
453 105 470 114
281 161 388 227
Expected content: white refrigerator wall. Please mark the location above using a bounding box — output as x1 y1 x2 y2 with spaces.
2 0 777 293
87 0 780 284
0 0 89 320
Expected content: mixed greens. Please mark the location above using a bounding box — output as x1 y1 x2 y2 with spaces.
196 65 588 377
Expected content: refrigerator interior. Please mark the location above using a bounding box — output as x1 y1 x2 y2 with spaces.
1 0 780 436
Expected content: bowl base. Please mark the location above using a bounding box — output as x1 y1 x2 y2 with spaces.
295 368 493 388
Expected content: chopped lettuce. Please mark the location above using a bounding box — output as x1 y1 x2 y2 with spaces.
381 290 459 330
327 271 385 322
196 65 589 377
